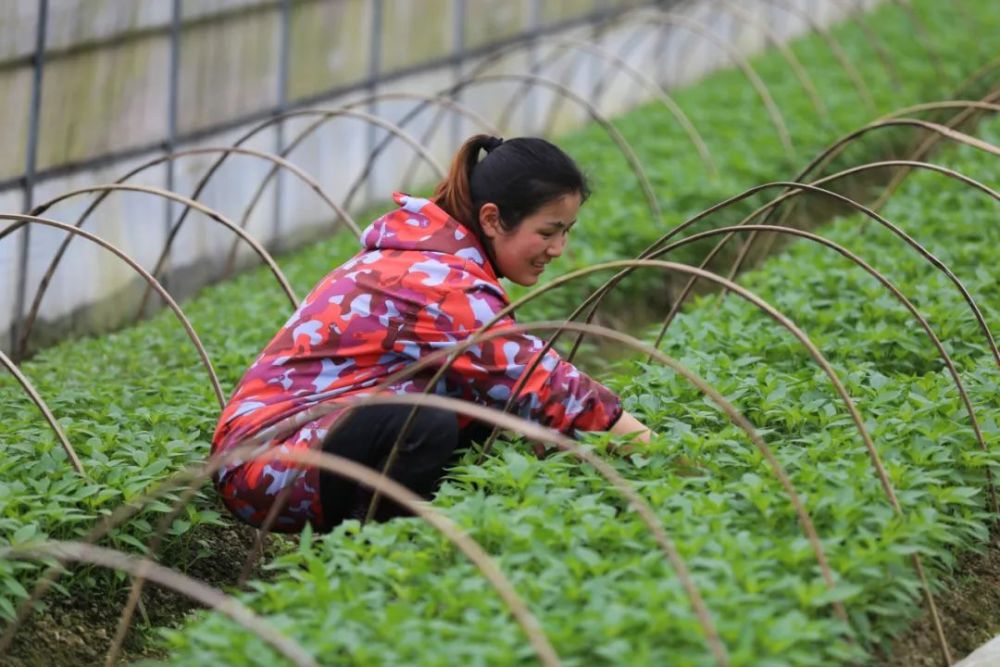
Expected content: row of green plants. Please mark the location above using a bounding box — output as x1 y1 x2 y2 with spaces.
513 0 999 316
150 110 1000 666
0 0 996 657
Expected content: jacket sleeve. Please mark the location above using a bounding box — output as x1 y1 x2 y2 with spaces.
410 282 622 435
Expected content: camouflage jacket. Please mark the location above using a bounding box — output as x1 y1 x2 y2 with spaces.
211 193 622 531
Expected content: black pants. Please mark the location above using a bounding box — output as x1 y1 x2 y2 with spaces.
318 405 490 531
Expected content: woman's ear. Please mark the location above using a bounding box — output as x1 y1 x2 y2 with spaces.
478 203 502 239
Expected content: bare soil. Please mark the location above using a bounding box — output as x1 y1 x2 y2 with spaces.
1 521 291 667
877 531 1000 666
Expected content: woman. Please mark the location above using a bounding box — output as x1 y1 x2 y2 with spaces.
211 135 652 533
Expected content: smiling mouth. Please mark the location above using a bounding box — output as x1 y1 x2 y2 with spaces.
532 262 547 271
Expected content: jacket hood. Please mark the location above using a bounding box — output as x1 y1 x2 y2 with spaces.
361 193 496 278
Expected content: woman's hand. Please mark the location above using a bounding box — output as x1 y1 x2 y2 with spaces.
606 411 704 475
607 409 653 456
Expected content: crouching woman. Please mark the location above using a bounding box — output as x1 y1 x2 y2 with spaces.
210 134 651 533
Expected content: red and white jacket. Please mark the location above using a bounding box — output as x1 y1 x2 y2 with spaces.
211 193 622 531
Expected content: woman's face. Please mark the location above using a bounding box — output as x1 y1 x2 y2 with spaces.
479 192 582 286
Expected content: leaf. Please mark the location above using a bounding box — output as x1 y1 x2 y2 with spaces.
114 533 151 554
11 524 37 545
0 595 16 620
811 583 864 606
3 577 29 599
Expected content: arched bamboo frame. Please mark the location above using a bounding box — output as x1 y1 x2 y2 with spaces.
487 37 718 177
952 56 1000 101
221 94 496 277
343 71 664 231
414 257 949 659
557 173 998 465
888 0 944 78
761 0 876 111
7 393 737 667
0 541 319 667
125 109 438 322
3 6 994 664
739 113 1000 263
0 213 225 408
385 16 718 187
0 347 84 476
764 100 1000 226
734 106 1000 292
723 158 1000 302
864 96 1000 215
744 97 1000 261
825 0 903 91
712 0 831 115
238 393 729 666
545 162 975 353
16 178 300 361
13 151 314 357
1 414 564 667
787 118 1000 197
627 10 797 159
629 178 1000 379
362 319 848 626
642 223 996 513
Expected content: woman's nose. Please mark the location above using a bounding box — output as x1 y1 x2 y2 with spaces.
547 235 567 257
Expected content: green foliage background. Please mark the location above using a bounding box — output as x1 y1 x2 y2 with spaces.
1 0 998 664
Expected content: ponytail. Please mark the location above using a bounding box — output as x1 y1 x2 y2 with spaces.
433 134 502 226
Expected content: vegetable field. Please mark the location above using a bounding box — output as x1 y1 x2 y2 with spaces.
1 1 999 665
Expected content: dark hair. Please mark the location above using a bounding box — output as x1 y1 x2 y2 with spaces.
433 134 590 258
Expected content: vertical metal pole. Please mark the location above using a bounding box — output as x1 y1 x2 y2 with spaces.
11 0 49 356
163 0 181 296
588 0 606 120
526 0 541 134
654 0 675 90
365 0 383 207
272 0 291 253
450 0 466 147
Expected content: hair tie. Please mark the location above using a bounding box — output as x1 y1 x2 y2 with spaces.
483 136 504 153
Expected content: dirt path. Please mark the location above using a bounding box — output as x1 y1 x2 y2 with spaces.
1 521 289 667
878 531 1000 666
